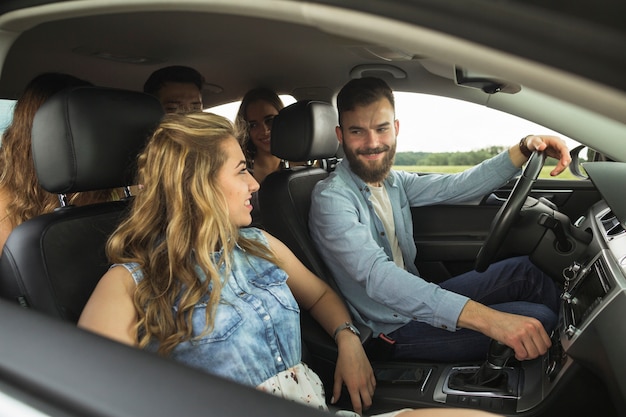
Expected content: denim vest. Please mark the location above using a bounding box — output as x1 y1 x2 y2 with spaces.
119 227 301 387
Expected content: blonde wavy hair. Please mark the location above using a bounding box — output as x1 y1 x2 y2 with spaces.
107 112 278 356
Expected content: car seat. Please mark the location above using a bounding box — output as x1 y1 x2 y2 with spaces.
258 100 377 390
259 100 341 290
0 86 164 322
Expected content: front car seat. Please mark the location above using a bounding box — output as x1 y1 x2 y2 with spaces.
258 100 376 389
0 86 164 322
259 100 341 290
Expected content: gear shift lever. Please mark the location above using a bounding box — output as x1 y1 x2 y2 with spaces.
486 339 515 368
448 340 515 393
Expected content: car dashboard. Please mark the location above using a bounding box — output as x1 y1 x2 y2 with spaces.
556 162 626 413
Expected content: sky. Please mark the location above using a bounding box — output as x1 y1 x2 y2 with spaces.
391 93 578 152
0 100 14 134
209 93 578 153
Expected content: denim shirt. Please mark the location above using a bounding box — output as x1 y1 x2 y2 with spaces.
119 227 301 388
309 151 520 336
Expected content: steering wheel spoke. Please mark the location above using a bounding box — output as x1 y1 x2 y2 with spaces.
475 151 546 272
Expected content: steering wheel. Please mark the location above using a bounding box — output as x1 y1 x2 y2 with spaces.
475 151 546 272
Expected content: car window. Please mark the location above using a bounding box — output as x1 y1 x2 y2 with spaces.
0 99 15 141
392 92 581 180
207 93 581 181
207 95 296 122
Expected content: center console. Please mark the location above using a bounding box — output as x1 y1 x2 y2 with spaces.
370 331 569 414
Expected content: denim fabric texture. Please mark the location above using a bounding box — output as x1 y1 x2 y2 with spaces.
309 151 520 337
119 227 301 387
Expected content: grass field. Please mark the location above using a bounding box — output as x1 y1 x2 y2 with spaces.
393 165 579 180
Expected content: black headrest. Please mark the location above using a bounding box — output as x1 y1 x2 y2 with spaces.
32 86 164 193
270 100 339 161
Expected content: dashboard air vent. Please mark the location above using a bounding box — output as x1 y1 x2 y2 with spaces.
600 211 626 237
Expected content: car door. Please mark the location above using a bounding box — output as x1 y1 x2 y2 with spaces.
411 176 601 284
392 93 601 283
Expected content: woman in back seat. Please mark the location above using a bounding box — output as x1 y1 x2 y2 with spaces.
236 87 286 184
235 88 318 227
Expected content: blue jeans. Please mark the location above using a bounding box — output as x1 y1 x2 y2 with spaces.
388 256 560 362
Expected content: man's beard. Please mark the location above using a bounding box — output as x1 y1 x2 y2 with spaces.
343 140 396 184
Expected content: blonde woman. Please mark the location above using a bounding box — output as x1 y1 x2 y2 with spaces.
79 112 500 417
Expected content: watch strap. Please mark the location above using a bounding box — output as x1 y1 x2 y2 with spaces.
333 322 360 341
519 135 533 158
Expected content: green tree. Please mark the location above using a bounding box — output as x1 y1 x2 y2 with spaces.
395 146 507 166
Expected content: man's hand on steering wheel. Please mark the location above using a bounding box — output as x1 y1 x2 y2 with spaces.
521 135 571 176
474 134 571 272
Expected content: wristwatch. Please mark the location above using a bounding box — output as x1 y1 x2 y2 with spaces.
519 135 533 158
333 322 360 341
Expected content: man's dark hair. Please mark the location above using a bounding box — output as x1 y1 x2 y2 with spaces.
143 66 204 95
336 77 395 126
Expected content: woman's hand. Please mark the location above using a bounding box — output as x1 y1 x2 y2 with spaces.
332 331 376 415
263 231 377 413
